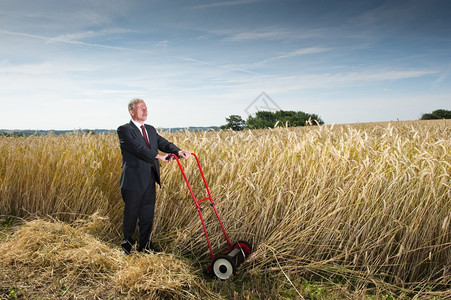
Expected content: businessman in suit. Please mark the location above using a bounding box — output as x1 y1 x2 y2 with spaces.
117 98 191 254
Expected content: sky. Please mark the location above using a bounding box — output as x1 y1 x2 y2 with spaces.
1 0 450 130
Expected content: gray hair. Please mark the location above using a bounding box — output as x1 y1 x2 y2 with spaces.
128 98 144 111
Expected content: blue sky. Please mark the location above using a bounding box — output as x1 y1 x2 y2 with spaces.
1 0 450 130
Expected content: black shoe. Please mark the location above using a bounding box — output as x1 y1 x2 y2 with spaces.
121 239 135 255
138 242 161 253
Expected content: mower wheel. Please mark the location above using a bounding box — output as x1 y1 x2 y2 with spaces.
233 241 252 256
212 255 236 280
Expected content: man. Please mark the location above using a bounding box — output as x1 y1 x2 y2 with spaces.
117 98 191 254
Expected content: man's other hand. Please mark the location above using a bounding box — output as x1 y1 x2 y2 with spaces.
178 150 191 159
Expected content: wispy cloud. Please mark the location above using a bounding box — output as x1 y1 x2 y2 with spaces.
242 47 333 67
211 27 324 42
46 28 131 43
0 29 154 54
191 0 262 9
432 63 451 88
231 68 440 94
259 47 332 64
0 61 94 75
277 47 332 58
0 29 47 41
182 57 261 75
156 40 169 47
356 69 438 82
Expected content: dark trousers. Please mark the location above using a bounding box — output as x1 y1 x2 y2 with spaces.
121 179 156 249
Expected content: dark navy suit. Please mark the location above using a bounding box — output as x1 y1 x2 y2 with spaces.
117 121 180 252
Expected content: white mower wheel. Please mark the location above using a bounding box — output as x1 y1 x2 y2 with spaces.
212 255 236 280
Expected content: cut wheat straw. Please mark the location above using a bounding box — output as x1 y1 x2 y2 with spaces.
0 216 215 299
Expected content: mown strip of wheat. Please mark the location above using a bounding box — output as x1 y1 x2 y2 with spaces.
0 215 215 299
0 120 449 297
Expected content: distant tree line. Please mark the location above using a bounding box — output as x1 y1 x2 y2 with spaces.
420 109 451 120
221 110 324 130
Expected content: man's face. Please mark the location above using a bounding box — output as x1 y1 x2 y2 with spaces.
130 101 148 123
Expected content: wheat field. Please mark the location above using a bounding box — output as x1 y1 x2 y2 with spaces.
0 120 450 299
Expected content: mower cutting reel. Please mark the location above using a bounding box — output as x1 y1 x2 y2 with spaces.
170 153 252 280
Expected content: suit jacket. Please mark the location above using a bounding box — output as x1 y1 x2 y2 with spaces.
117 121 180 191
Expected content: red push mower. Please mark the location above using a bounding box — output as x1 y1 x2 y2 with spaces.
168 153 252 280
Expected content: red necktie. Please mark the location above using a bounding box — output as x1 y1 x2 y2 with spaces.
141 125 150 148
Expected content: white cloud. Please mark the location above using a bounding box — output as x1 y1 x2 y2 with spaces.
0 28 153 54
0 29 47 41
277 47 332 59
217 68 439 95
356 70 438 82
432 63 451 88
253 47 333 65
191 0 262 9
212 27 324 42
46 28 132 44
156 40 169 47
0 61 95 74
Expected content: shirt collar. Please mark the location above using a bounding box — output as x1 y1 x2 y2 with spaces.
131 119 145 130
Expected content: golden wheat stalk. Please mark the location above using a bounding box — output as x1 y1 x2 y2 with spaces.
0 120 449 297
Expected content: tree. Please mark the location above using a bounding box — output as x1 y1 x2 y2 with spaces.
246 111 277 129
221 115 246 131
246 110 324 129
420 109 451 120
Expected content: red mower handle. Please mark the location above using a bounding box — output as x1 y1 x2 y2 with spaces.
168 152 232 260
